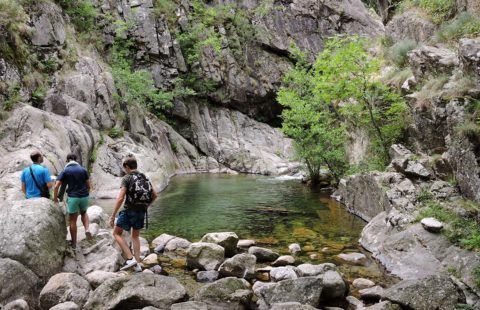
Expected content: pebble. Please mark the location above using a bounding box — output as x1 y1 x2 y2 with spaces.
353 278 376 289
421 217 443 233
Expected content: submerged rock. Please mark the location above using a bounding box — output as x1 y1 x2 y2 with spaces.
83 274 187 310
337 252 367 265
186 242 225 271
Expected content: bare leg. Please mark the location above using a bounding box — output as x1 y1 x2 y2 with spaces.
131 229 141 263
113 226 134 259
69 213 79 246
80 212 90 231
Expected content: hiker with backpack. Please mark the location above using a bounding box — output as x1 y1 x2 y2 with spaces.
110 156 157 272
20 151 53 199
53 153 92 249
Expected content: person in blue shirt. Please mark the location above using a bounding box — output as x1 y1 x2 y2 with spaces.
20 151 53 199
53 153 92 249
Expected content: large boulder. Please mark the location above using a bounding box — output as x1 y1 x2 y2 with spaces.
200 232 239 257
218 253 256 279
385 11 437 43
270 266 301 282
321 270 347 300
30 1 66 48
194 277 252 309
382 275 465 310
248 246 279 262
459 38 480 79
84 270 124 289
255 277 323 309
0 199 67 278
152 234 191 254
62 229 124 275
39 273 91 310
296 263 336 277
186 242 225 271
0 258 40 306
408 46 459 82
84 274 187 310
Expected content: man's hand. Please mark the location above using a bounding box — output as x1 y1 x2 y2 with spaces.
109 216 115 228
53 198 59 204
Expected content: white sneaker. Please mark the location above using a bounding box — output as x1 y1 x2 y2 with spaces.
120 257 138 271
133 263 142 273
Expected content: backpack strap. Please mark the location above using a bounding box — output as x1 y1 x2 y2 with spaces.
29 166 43 192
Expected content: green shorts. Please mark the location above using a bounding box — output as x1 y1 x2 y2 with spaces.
67 197 89 214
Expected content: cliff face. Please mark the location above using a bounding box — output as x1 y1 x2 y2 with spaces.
0 0 383 199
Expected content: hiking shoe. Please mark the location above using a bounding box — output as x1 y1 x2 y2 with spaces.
133 263 142 273
120 257 138 271
85 230 93 241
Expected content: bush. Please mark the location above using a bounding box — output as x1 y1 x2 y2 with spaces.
436 12 480 42
3 83 22 111
107 127 124 139
0 0 31 67
385 39 417 68
55 0 98 32
399 0 456 24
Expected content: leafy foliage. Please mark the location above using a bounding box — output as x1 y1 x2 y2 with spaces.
55 0 98 32
2 83 22 111
385 39 418 68
279 37 410 183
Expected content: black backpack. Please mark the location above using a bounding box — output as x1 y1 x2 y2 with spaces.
125 172 153 210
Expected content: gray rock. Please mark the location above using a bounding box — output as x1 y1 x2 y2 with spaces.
39 273 91 309
218 253 256 279
359 285 384 301
321 270 347 300
237 239 255 249
201 232 239 257
170 301 208 310
420 217 444 233
386 10 437 43
0 259 39 306
383 275 465 310
186 242 225 271
2 299 29 310
194 277 252 309
270 266 301 282
84 274 187 310
0 198 66 278
30 2 66 47
288 243 301 255
248 246 279 262
49 302 80 310
196 270 220 283
459 38 480 79
346 295 364 309
337 252 367 265
270 302 319 309
84 270 123 289
86 206 109 228
408 46 459 82
404 161 431 179
152 234 191 254
363 301 401 310
150 265 164 275
255 276 323 309
142 253 158 265
272 255 295 267
352 278 376 289
296 263 336 277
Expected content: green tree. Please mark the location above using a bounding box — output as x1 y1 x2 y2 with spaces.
279 37 410 183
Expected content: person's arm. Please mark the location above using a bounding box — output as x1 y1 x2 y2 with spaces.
44 168 53 189
109 187 127 228
151 188 158 202
53 181 62 203
86 179 92 192
21 182 26 197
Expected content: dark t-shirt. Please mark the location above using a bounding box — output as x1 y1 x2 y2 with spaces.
57 163 89 198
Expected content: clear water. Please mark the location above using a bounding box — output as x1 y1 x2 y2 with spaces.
95 173 391 285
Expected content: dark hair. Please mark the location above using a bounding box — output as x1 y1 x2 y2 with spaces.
30 151 42 163
122 156 137 170
66 153 77 162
